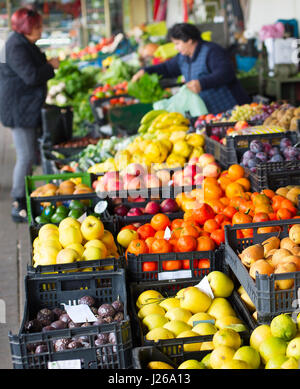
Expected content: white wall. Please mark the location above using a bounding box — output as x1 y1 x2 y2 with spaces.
246 0 300 34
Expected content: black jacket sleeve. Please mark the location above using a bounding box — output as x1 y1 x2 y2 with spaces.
198 45 236 90
143 55 182 79
6 42 55 86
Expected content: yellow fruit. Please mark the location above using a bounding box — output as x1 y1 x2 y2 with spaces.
56 248 80 264
212 328 241 350
210 346 236 369
187 312 215 327
180 287 212 314
165 308 192 323
193 322 218 336
138 304 165 319
163 320 192 337
136 290 163 309
159 297 181 311
176 330 202 352
172 140 192 158
59 226 83 248
142 314 169 331
207 298 236 319
178 360 205 369
145 327 175 341
186 133 205 148
66 243 84 257
250 324 272 351
147 361 174 369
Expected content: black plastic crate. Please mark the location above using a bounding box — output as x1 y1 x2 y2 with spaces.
28 218 124 275
204 121 297 169
224 218 300 323
129 278 257 350
9 269 133 369
246 160 300 192
41 105 73 146
132 345 209 369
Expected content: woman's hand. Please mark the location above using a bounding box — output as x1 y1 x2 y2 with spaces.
186 79 201 94
48 57 60 69
131 69 145 82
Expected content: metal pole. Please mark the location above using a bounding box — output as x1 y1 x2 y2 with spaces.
6 0 11 30
104 0 111 38
81 0 89 47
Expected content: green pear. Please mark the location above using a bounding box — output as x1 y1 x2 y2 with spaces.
207 271 234 298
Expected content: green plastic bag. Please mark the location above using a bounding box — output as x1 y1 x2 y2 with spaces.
153 85 208 116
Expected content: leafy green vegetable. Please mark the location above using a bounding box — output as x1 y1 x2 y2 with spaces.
97 57 138 86
127 73 170 103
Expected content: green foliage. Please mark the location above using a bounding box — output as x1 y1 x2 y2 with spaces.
127 73 170 103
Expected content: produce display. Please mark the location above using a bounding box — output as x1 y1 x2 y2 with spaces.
90 81 128 101
69 37 114 61
263 105 300 130
30 178 93 197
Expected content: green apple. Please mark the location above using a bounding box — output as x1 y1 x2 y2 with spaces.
117 229 139 248
81 215 104 241
56 248 80 264
207 271 234 298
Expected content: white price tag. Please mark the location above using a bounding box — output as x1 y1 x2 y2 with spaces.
77 212 87 223
158 270 192 281
48 359 81 369
164 226 171 240
96 107 104 119
94 201 108 214
168 180 174 186
62 303 97 324
194 276 214 299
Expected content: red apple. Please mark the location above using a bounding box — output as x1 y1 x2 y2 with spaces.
122 173 136 190
127 176 143 191
234 120 249 131
155 169 172 186
193 174 204 186
95 180 107 193
144 201 161 214
127 207 144 217
114 204 129 216
172 170 184 187
188 157 200 165
102 171 119 186
198 153 215 168
203 162 221 178
160 199 179 213
183 164 201 178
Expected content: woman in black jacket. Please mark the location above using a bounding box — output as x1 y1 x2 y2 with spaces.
0 8 59 222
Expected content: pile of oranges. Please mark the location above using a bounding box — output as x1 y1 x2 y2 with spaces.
177 164 299 239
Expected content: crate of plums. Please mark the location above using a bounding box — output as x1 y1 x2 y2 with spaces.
8 269 133 369
241 136 300 192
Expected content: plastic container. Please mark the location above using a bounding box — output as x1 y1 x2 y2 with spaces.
204 122 296 169
41 105 73 146
246 160 300 192
28 219 124 275
224 218 300 323
132 345 209 369
25 172 92 224
128 278 257 349
9 269 133 369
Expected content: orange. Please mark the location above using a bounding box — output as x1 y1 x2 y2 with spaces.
272 195 285 211
262 189 275 199
142 262 157 272
223 205 238 219
232 211 252 225
227 164 245 181
121 224 138 231
252 193 270 207
182 259 198 270
214 214 229 225
280 199 298 216
225 182 245 199
162 260 182 271
198 258 210 269
204 183 223 200
176 235 197 252
171 218 184 231
203 177 219 186
203 219 219 234
180 225 200 238
150 213 171 231
252 212 269 223
257 226 280 234
171 227 183 240
154 230 166 239
277 208 293 220
192 203 215 225
219 196 230 206
221 220 231 230
145 237 156 253
151 239 173 254
127 239 149 256
210 229 225 246
137 223 156 240
196 236 216 251
206 199 225 214
218 175 233 191
236 177 251 191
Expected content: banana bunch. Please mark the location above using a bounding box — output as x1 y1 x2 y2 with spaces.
138 110 190 135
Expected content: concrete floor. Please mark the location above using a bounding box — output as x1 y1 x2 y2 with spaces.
0 125 35 369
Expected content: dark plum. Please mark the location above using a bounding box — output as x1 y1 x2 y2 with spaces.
24 319 43 333
269 147 280 157
50 320 67 330
263 143 272 154
98 304 115 318
68 321 82 328
247 158 257 168
96 333 109 345
35 344 48 354
37 308 55 327
90 307 98 316
93 317 106 325
242 150 255 160
249 140 264 153
113 312 124 322
108 332 116 344
283 146 298 159
53 338 71 352
103 316 114 324
280 138 292 151
59 313 71 324
269 154 284 162
52 308 65 320
249 167 257 173
255 152 268 163
111 300 124 313
27 342 45 353
67 340 83 349
42 325 56 332
78 296 95 307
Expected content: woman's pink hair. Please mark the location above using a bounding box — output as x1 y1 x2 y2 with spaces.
11 7 42 35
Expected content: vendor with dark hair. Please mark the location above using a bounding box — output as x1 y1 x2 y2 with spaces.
132 23 250 114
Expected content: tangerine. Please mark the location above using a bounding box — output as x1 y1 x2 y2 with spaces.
225 182 245 199
176 235 197 252
196 236 216 251
227 164 245 181
150 213 171 231
151 239 173 254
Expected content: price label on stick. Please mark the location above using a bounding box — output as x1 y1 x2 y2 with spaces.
48 359 81 369
164 226 171 240
194 276 214 299
62 302 97 324
94 201 108 214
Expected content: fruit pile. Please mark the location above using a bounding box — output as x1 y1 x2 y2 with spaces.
32 216 119 268
238 225 300 291
135 271 241 344
263 105 300 131
90 81 128 101
113 198 179 218
146 312 300 369
137 110 190 135
241 137 300 172
30 178 93 198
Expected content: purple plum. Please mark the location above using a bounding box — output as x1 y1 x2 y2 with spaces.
250 140 264 153
255 152 268 163
243 150 255 160
269 154 284 162
269 147 280 157
247 159 257 168
283 146 298 159
280 138 292 151
263 143 272 154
